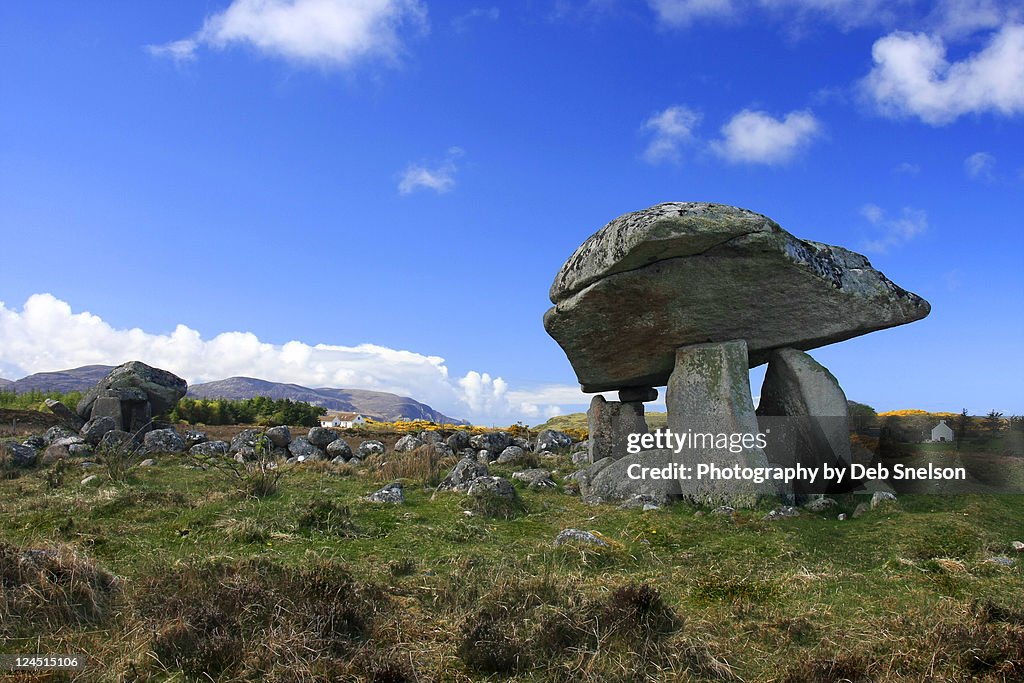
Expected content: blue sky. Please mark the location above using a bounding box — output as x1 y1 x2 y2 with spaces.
0 1 1021 424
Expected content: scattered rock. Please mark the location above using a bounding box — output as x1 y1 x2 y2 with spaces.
326 439 353 460
2 442 37 468
41 444 71 466
189 440 229 457
852 502 871 519
512 436 532 450
98 429 138 454
80 416 118 446
987 556 1016 567
554 528 609 547
544 202 930 392
578 450 680 506
143 428 185 454
711 506 736 516
535 429 573 453
22 435 46 449
446 430 471 451
871 491 898 509
288 437 324 461
394 434 424 452
44 425 77 446
52 436 86 448
45 398 85 430
571 451 590 466
230 429 264 454
1012 541 1024 552
763 506 800 521
356 440 385 459
803 497 838 513
138 458 157 467
466 476 518 500
471 432 511 456
265 426 292 448
68 443 93 458
183 429 208 448
366 482 405 504
511 468 556 489
496 445 528 465
420 431 444 444
838 513 848 521
437 457 489 492
80 475 99 486
618 494 662 510
307 427 338 449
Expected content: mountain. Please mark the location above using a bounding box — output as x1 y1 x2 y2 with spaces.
8 365 114 393
189 377 467 425
5 365 467 425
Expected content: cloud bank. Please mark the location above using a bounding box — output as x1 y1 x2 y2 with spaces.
711 109 820 164
149 0 427 68
0 293 586 425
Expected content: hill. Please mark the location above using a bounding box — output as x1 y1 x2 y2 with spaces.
536 411 668 433
6 365 114 393
4 366 466 425
189 376 466 425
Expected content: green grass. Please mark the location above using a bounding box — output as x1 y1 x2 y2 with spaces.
2 451 1024 681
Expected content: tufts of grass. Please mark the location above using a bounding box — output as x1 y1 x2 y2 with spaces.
368 443 457 487
297 499 360 537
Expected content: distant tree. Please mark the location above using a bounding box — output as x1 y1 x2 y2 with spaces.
983 410 1005 436
848 401 878 433
954 408 971 451
1010 415 1024 433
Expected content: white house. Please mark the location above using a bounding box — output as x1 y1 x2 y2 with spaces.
319 412 367 429
930 420 954 442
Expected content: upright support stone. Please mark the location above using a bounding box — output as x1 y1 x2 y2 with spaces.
90 396 125 431
756 348 853 497
587 395 650 463
666 339 776 506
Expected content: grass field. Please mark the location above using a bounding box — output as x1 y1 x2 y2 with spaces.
3 428 1024 682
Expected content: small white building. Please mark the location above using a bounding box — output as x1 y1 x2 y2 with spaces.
319 412 367 429
930 420 954 442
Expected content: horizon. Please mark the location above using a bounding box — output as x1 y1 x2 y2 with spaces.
1 2 1021 423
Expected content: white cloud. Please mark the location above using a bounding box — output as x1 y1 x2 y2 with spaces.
648 0 735 26
964 151 996 179
148 0 427 68
398 147 463 195
641 105 701 163
860 203 928 253
862 23 1024 125
711 109 820 164
892 161 921 174
0 293 582 425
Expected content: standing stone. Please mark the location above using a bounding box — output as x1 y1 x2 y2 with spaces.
45 399 85 430
756 348 853 497
587 395 649 463
89 397 125 431
666 339 776 506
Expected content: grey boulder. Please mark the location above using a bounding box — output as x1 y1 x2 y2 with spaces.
2 442 38 468
189 440 229 457
496 445 529 465
356 440 385 459
45 398 84 430
288 436 324 461
446 430 471 451
143 428 186 454
394 434 424 452
326 438 353 460
511 468 556 489
544 202 930 392
265 426 292 448
76 361 187 418
437 457 489 492
307 427 338 449
80 416 119 446
366 482 405 504
535 429 573 452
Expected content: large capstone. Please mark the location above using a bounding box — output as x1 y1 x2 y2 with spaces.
544 202 930 392
76 361 187 419
756 348 855 496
